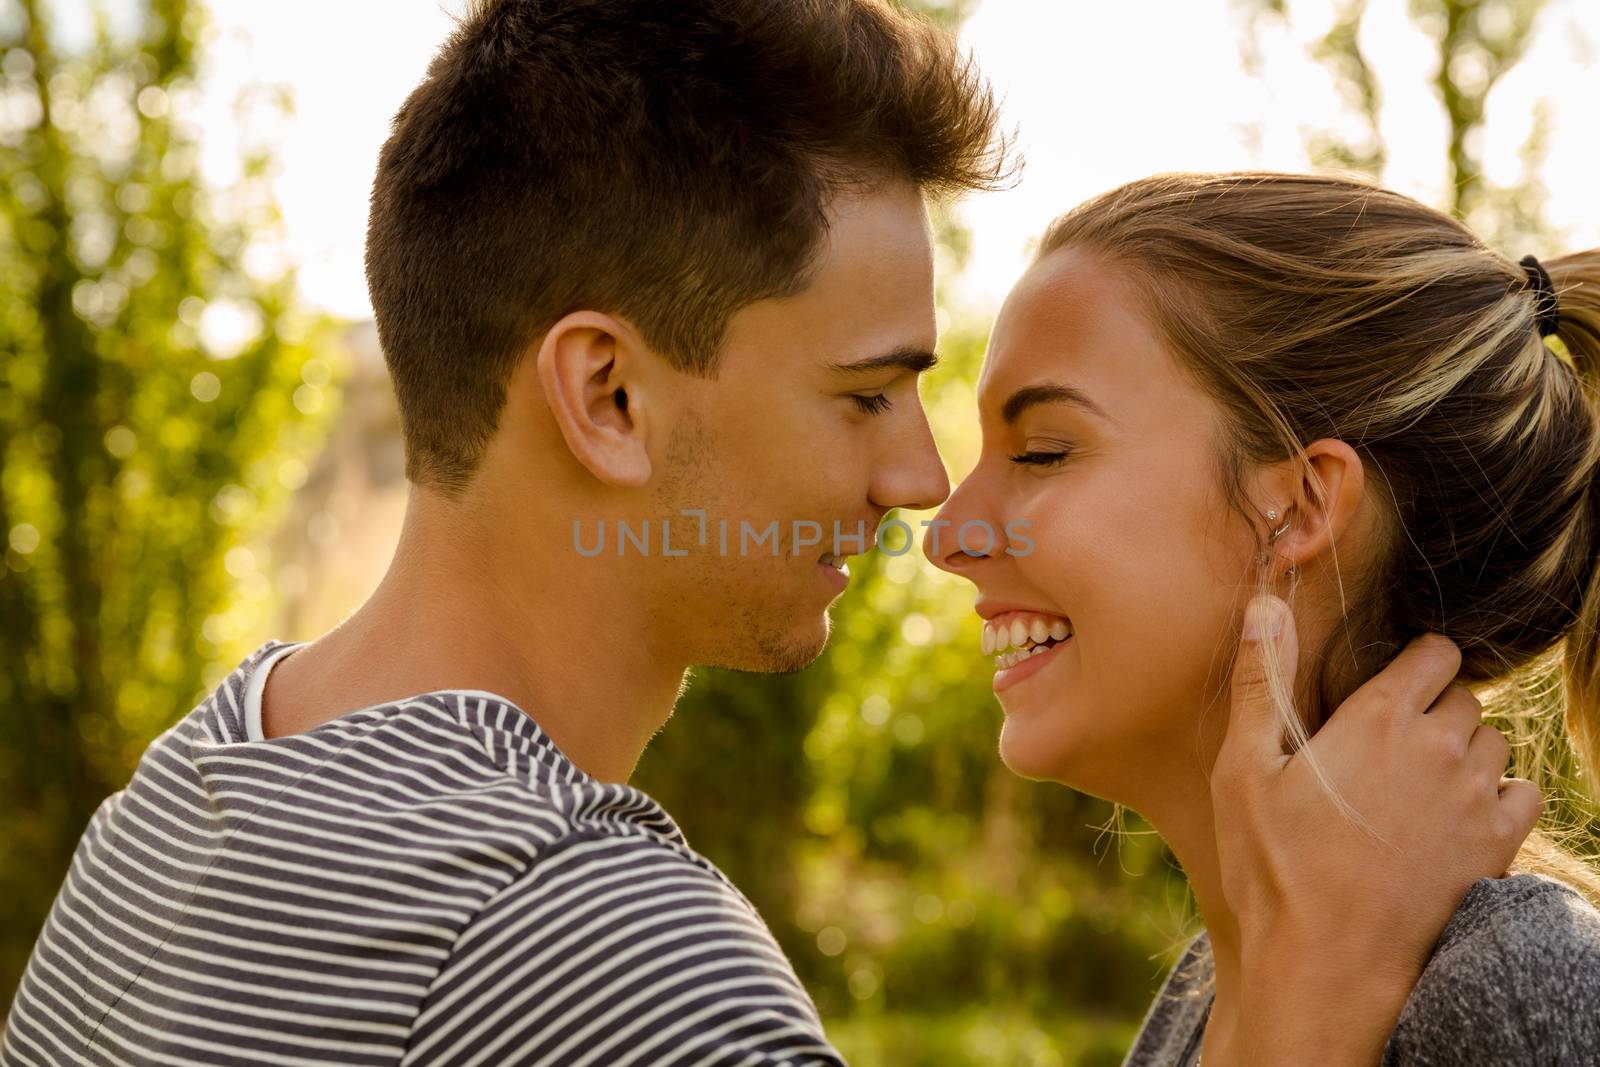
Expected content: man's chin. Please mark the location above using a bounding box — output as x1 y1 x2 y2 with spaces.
697 616 832 675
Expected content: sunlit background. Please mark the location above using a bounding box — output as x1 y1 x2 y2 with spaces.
3 1 1598 1062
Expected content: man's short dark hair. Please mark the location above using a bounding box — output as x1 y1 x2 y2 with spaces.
365 0 1013 497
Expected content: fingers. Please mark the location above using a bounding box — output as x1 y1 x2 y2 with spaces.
1350 633 1462 727
1429 685 1516 792
1223 595 1299 770
1495 777 1543 859
1465 721 1512 782
1422 682 1484 747
1426 685 1519 804
1426 692 1538 871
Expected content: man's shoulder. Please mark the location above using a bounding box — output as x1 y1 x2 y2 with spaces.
403 804 834 1066
1450 868 1597 930
1384 872 1600 1067
1427 871 1600 980
181 673 697 867
505 777 753 904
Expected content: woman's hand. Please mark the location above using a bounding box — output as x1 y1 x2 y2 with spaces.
1212 594 1541 1067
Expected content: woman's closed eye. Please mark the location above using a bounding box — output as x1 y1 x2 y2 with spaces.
1009 445 1074 467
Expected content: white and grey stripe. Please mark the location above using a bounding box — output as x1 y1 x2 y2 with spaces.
2 640 842 1065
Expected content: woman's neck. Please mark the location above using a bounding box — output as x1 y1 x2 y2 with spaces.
1137 771 1246 1062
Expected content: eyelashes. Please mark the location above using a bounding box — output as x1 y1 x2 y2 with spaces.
1008 448 1073 467
850 393 894 416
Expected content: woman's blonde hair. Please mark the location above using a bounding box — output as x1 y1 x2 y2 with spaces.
1040 172 1600 901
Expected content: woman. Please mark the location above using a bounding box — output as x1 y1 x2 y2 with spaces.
925 172 1600 1065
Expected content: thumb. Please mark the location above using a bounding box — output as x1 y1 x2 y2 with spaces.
1225 594 1299 767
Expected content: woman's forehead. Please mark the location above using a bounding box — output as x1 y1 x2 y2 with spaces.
982 252 1149 390
978 248 1221 442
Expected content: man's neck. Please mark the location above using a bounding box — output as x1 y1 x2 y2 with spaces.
261 491 688 783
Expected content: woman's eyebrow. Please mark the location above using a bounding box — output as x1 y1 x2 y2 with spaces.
828 346 939 376
1001 382 1110 425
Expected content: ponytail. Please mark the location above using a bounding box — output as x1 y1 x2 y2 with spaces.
1545 250 1600 803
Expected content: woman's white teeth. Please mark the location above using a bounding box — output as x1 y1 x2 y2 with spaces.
983 613 1073 660
995 644 1051 669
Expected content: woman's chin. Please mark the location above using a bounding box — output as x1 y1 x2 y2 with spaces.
996 720 1076 783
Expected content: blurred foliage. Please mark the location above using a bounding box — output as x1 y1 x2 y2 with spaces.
4 0 1596 1062
1237 0 1554 247
0 0 339 998
1412 0 1545 226
1310 0 1387 176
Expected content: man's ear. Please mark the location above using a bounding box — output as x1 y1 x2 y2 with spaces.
1265 438 1366 572
536 311 655 488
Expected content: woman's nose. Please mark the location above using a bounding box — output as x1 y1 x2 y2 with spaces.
922 475 997 574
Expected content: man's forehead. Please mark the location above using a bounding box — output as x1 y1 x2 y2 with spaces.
715 191 936 375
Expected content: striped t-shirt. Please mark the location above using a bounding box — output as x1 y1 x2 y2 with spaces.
2 639 844 1066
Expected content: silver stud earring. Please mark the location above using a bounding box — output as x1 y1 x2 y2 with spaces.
1257 508 1293 566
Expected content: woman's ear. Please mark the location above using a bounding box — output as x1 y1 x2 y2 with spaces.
1271 437 1366 571
535 311 655 488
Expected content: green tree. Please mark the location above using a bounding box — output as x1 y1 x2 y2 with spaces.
1238 0 1553 241
0 0 336 997
1413 0 1545 225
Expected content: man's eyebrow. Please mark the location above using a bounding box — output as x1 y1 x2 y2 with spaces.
828 347 940 376
1001 383 1110 425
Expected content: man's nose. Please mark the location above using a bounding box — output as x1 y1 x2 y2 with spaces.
872 411 951 514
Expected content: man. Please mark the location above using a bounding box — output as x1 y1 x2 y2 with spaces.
2 1 1538 1064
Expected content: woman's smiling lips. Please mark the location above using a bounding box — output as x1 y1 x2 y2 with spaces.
977 604 1074 693
992 636 1068 692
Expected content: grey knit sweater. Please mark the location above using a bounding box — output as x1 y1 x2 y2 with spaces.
1121 873 1600 1066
